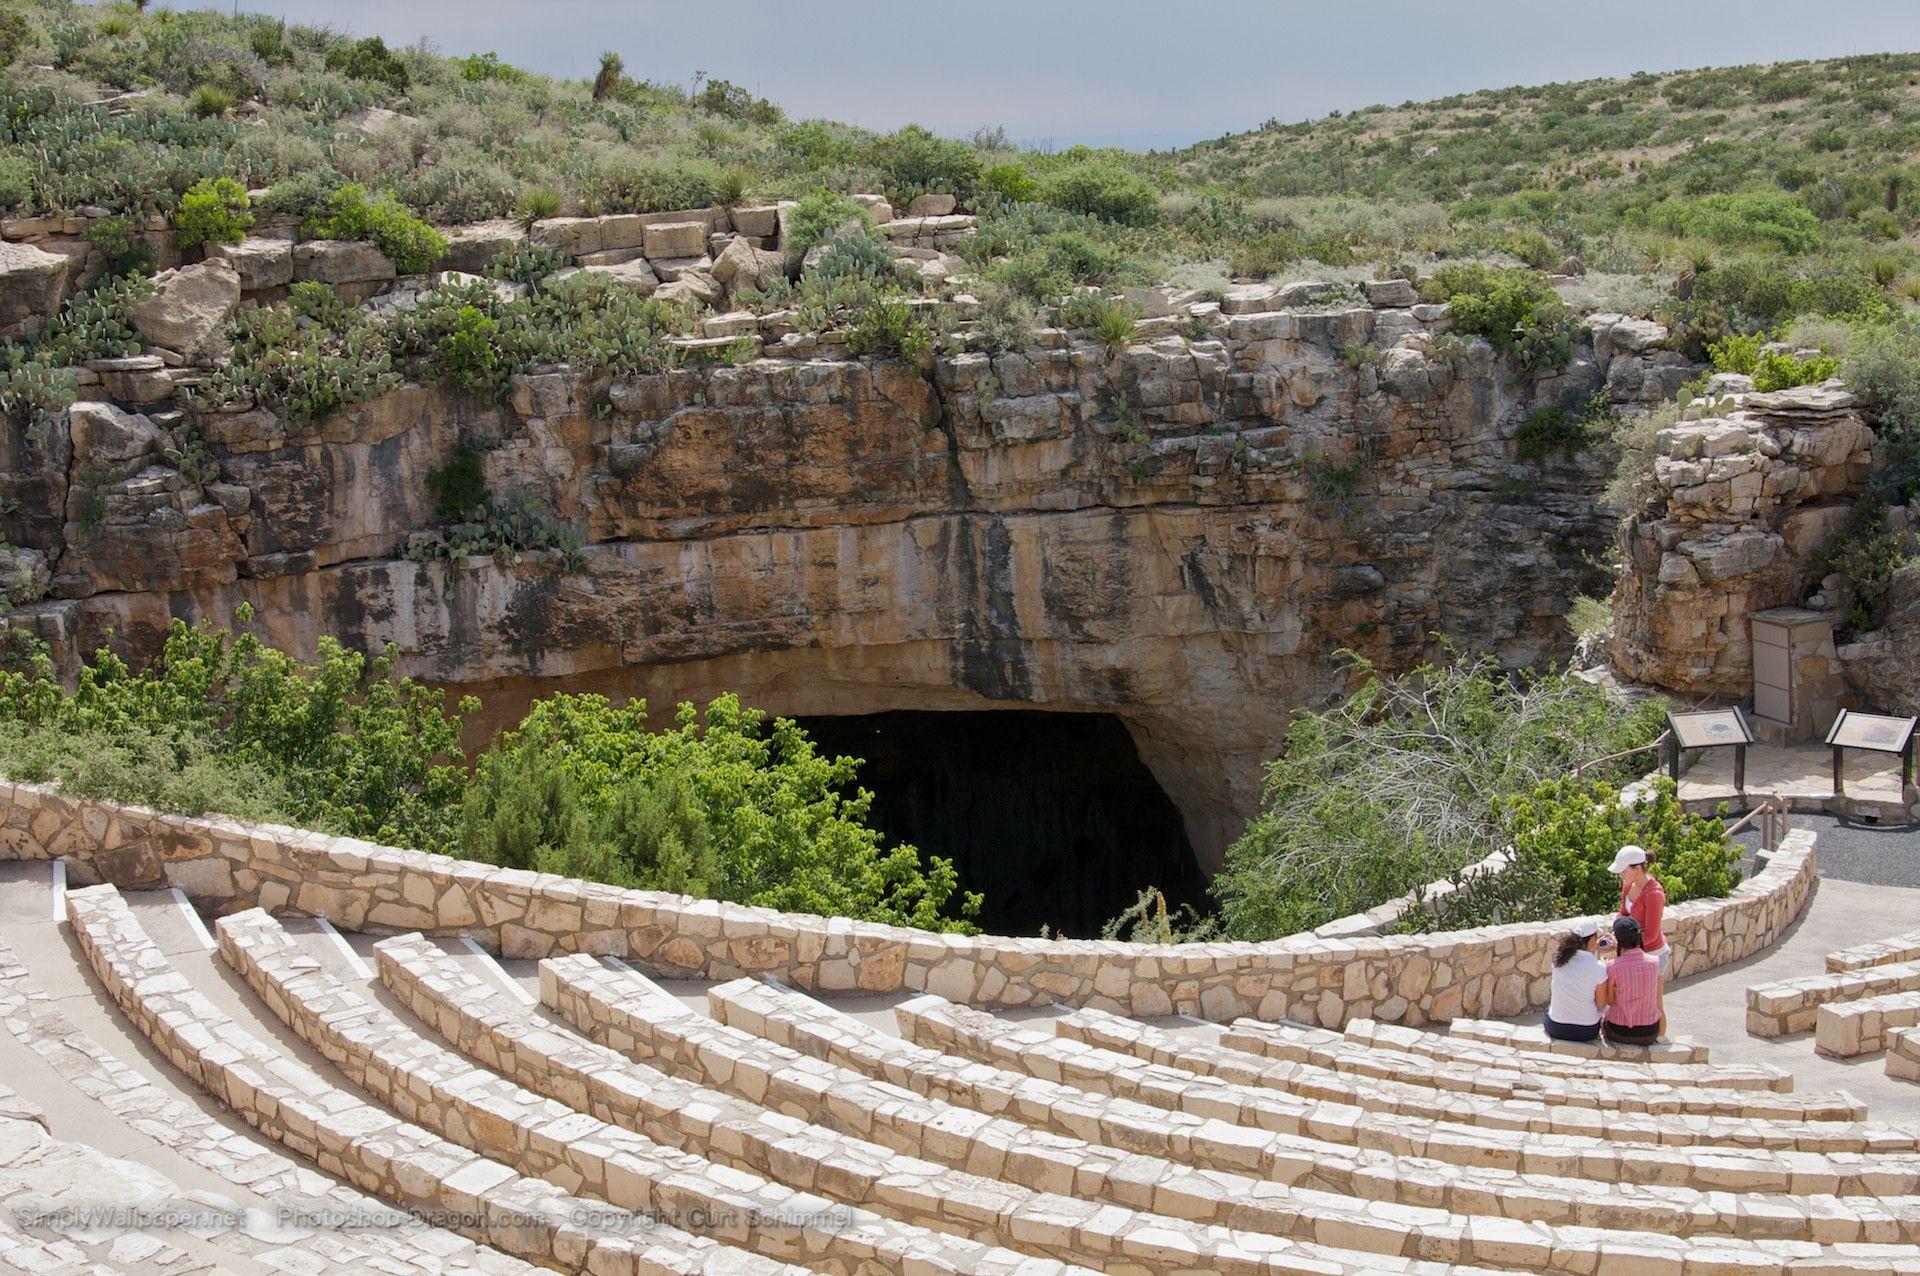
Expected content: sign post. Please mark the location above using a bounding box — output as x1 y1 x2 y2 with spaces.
1824 709 1919 797
1667 708 1758 791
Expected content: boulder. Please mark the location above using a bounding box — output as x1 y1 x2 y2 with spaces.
711 237 785 295
1277 280 1337 306
1363 278 1416 307
0 240 74 339
128 259 240 355
529 217 606 258
906 192 957 217
293 239 396 285
68 401 164 464
653 271 722 307
207 236 294 291
576 258 660 292
643 221 709 261
441 220 523 275
731 205 780 238
850 194 893 224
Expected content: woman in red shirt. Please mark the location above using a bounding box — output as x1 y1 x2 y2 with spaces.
1608 844 1669 977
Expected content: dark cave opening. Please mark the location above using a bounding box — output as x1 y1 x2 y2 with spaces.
794 710 1211 938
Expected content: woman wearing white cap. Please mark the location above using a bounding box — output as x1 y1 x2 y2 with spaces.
1543 918 1607 1042
1608 844 1670 976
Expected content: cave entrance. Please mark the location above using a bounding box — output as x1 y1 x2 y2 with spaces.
793 710 1210 938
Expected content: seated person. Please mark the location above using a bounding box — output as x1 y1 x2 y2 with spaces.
1543 918 1606 1042
1599 916 1664 1046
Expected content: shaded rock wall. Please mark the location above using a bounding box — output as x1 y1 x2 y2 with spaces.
7 304 1670 867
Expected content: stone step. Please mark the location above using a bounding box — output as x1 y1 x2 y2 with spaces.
218 910 1092 1276
65 885 799 1276
707 978 1920 1200
1446 1017 1711 1063
906 996 1899 1154
1220 1016 1832 1113
1831 932 1920 974
1342 1018 1790 1091
537 957 1920 1251
1751 962 1920 1037
371 936 1429 1276
1891 1029 1920 1084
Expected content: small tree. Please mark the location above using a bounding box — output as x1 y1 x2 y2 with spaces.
592 51 624 102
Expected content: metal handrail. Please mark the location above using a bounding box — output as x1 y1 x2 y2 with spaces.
1573 731 1672 780
1723 792 1789 853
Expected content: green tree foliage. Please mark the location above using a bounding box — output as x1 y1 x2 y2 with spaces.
1501 778 1738 911
1647 192 1823 254
456 693 981 931
1211 656 1669 940
324 35 409 93
866 125 981 204
1037 159 1160 226
0 611 471 849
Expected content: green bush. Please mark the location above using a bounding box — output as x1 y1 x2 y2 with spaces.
435 306 501 392
306 183 446 274
427 444 488 520
979 163 1037 203
1707 331 1764 374
1057 291 1139 349
1751 348 1840 391
1647 192 1823 253
324 35 409 93
783 192 869 256
1807 500 1912 631
1844 325 1920 498
1514 404 1590 460
513 185 562 232
1500 777 1737 912
84 216 157 278
1426 265 1577 372
174 177 252 251
459 693 981 931
188 84 235 118
867 125 981 203
1037 160 1159 226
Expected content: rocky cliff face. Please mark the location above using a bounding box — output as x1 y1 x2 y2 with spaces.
5 287 1684 868
1611 381 1872 698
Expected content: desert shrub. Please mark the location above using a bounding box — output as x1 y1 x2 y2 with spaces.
84 216 157 278
805 230 897 285
1514 404 1590 459
456 51 525 84
1603 400 1681 509
513 185 562 232
1056 291 1138 349
978 162 1037 203
584 160 723 215
1426 264 1577 372
188 84 235 118
1807 500 1911 631
1751 349 1840 391
1845 324 1920 498
458 693 981 931
1647 192 1822 253
1037 159 1159 226
305 183 446 274
324 35 408 93
867 124 981 203
1707 331 1764 374
783 192 869 256
174 176 252 250
841 289 942 365
434 305 502 392
970 281 1038 354
486 243 568 287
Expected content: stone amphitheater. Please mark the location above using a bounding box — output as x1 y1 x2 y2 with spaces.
2 774 1920 1276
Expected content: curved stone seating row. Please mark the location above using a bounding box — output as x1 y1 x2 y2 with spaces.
708 978 1920 1201
1750 961 1920 1038
0 933 541 1276
0 779 1819 1025
1444 1018 1712 1063
1829 931 1920 974
1218 1017 1827 1112
216 911 1089 1276
1818 994 1920 1059
63 885 795 1276
367 936 1428 1276
539 959 1920 1253
1341 1018 1789 1091
917 1000 1897 1153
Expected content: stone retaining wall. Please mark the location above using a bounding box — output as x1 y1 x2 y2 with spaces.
1 777 1816 1025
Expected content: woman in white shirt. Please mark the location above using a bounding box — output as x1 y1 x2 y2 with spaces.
1543 918 1608 1042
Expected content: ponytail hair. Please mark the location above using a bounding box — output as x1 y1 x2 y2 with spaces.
1553 932 1585 967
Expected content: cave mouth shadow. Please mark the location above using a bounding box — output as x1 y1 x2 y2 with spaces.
793 709 1212 939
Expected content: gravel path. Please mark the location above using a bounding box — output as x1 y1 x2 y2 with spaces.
1734 813 1920 888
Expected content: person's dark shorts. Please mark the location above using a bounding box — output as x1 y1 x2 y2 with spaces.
1542 1014 1600 1043
1602 1019 1660 1046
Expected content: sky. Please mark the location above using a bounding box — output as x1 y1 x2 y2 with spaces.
228 1 1920 150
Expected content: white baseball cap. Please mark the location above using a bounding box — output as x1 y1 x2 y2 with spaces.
1608 844 1649 874
1570 919 1599 939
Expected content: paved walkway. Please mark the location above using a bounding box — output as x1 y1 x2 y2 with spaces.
1681 741 1911 816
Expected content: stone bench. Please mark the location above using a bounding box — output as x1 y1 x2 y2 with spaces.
1818 993 1920 1059
376 938 1380 1276
1750 962 1920 1037
64 886 794 1276
220 911 1076 1276
1344 1018 1789 1091
1446 1017 1711 1063
948 1001 1892 1153
1830 932 1920 974
709 979 1920 1202
1221 1017 1833 1114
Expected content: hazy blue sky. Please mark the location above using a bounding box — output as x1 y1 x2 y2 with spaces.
230 1 1920 149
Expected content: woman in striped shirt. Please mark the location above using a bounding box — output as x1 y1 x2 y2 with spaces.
1598 915 1665 1046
